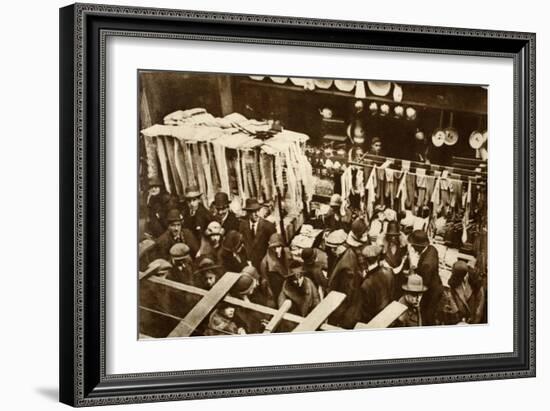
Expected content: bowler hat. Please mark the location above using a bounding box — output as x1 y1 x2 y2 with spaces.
408 230 430 248
222 230 243 253
287 259 305 277
214 192 230 209
301 248 316 265
184 186 202 199
194 257 222 276
230 272 257 296
386 221 401 236
402 274 428 293
243 198 261 211
166 209 182 223
347 218 369 247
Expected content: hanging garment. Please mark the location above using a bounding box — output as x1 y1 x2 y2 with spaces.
212 144 230 195
206 142 221 194
430 177 441 217
462 180 473 243
440 170 450 208
405 172 416 210
163 137 182 197
143 135 160 181
199 144 215 206
449 179 463 211
155 136 172 194
174 139 189 190
235 150 246 201
182 142 198 189
385 168 395 209
395 171 408 212
425 175 435 207
375 167 386 205
416 168 428 207
365 167 378 218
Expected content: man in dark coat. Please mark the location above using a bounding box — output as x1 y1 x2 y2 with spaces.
180 186 213 243
218 230 250 273
278 260 321 317
144 176 177 238
327 218 370 328
301 248 329 297
259 233 292 305
408 230 443 326
166 243 194 285
359 245 395 323
153 209 200 260
214 191 240 234
238 198 276 270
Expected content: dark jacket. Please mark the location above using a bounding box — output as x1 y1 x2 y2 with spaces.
218 247 249 274
218 211 240 234
359 264 395 323
181 203 213 241
278 277 321 317
259 247 292 299
303 262 329 296
327 247 363 328
153 228 200 261
415 245 443 326
166 263 194 286
239 217 277 269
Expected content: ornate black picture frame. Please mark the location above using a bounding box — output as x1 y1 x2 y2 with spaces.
59 3 535 407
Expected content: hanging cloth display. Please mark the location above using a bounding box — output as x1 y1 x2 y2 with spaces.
155 136 172 194
365 166 378 218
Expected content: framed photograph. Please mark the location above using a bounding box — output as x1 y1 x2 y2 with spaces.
59 3 535 407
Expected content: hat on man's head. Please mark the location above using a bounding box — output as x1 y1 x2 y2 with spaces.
408 230 430 248
347 218 369 247
362 245 382 259
222 230 243 253
230 272 257 296
325 229 347 248
452 260 469 277
194 257 222 276
205 221 224 237
166 209 182 223
287 259 305 277
214 192 230 209
242 198 261 211
169 243 190 259
402 274 428 293
301 248 317 265
329 193 343 207
386 221 401 236
184 186 202 199
147 259 172 275
268 233 284 248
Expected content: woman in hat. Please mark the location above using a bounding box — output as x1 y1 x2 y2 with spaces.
278 260 320 317
394 274 428 327
204 302 247 336
301 248 329 298
193 257 223 290
144 175 177 238
443 261 486 324
196 221 224 261
259 233 293 301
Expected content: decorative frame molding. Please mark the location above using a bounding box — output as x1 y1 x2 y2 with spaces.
60 3 535 407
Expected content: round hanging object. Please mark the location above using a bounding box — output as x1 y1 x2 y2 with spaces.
249 76 265 81
393 83 403 102
367 80 392 96
394 105 404 117
290 77 307 86
270 76 288 84
432 129 446 147
314 79 333 89
444 127 459 146
469 130 485 149
405 107 417 120
334 79 356 92
379 103 390 116
368 101 379 113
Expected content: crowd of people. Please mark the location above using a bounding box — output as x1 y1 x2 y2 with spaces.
140 175 487 336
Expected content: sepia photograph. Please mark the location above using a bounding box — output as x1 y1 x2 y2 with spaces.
138 71 488 338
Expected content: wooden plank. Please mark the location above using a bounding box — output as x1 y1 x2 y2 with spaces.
146 276 341 331
354 301 408 330
292 291 346 333
168 272 241 337
139 333 154 339
263 300 293 333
